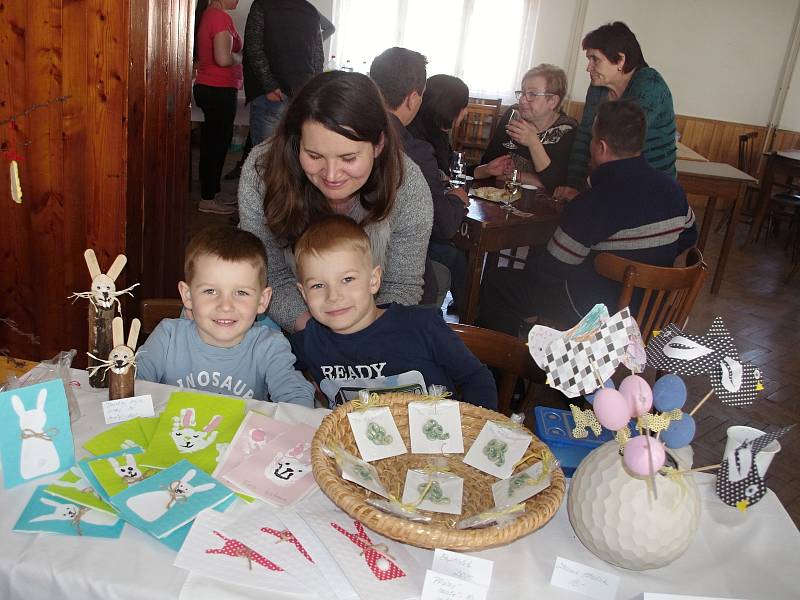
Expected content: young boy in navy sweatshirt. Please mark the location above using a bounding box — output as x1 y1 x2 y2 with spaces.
291 215 496 409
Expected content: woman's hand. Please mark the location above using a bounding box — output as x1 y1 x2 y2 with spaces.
474 155 514 180
446 186 470 205
266 89 284 102
294 311 312 332
506 118 541 149
553 186 579 201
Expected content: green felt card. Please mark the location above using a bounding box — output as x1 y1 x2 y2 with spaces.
82 418 150 456
136 391 245 474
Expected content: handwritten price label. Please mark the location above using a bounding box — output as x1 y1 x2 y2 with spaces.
550 556 619 600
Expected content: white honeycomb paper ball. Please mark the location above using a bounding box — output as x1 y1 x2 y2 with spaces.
567 441 700 570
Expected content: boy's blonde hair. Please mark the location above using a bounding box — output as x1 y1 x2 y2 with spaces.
184 226 268 287
294 216 374 277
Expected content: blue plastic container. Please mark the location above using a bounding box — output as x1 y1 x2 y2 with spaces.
534 406 636 476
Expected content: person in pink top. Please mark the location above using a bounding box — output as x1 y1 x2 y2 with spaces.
193 0 243 215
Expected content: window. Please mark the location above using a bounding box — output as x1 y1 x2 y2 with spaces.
330 0 539 103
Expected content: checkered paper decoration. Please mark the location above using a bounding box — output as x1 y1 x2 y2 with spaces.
542 308 640 398
715 425 794 510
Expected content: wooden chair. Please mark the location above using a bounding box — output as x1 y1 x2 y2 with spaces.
448 322 541 417
140 298 183 334
594 248 708 343
453 98 503 165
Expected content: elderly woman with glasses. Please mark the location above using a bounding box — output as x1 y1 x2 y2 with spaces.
473 64 577 193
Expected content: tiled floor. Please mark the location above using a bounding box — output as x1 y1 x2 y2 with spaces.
188 149 800 526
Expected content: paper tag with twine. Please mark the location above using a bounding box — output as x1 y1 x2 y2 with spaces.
492 449 557 507
401 468 464 515
456 502 526 530
322 443 391 499
463 420 532 479
408 397 464 455
365 496 432 523
347 405 407 462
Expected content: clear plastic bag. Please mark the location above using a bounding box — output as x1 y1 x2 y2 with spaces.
2 350 81 422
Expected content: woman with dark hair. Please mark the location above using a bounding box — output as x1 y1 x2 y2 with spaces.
408 74 470 176
474 63 577 193
555 21 676 200
238 70 433 332
193 0 243 215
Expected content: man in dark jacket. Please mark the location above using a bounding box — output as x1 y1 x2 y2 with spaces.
243 0 334 145
478 100 698 336
370 47 469 308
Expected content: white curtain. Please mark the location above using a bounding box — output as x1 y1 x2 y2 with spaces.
330 0 540 103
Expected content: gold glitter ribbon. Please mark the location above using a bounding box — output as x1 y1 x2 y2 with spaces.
637 409 682 433
414 390 454 403
473 503 526 521
351 392 384 412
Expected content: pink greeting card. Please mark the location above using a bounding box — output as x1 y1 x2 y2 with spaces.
224 424 317 507
213 411 293 495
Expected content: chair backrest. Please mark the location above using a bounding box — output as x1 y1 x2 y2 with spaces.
738 131 759 176
593 248 707 342
448 322 538 416
452 98 503 164
140 298 184 334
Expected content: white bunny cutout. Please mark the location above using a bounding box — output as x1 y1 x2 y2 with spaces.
30 497 118 529
108 454 144 484
69 249 139 312
171 408 223 453
125 468 215 522
13 388 60 480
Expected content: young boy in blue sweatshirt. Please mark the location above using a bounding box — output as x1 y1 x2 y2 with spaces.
137 226 315 406
291 215 497 409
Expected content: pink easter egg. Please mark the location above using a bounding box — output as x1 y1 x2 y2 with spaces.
593 388 631 431
618 375 653 417
623 435 666 476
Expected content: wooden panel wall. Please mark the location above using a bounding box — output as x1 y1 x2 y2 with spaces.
1 0 193 362
0 1 128 361
565 100 800 175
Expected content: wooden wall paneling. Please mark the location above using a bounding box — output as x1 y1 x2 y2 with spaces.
125 0 147 309
0 0 37 359
61 0 91 362
21 0 70 361
773 129 800 151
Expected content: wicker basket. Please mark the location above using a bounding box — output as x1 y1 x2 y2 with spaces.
311 392 566 551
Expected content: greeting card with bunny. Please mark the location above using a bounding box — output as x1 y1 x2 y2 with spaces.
0 379 75 488
14 485 124 538
224 423 318 507
136 391 245 474
109 459 233 539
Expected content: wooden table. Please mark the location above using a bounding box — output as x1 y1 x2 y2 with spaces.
676 141 709 162
453 189 559 324
746 149 800 245
0 356 37 383
676 159 757 294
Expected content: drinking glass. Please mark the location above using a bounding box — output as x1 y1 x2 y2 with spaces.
449 151 466 186
502 109 521 150
502 169 520 211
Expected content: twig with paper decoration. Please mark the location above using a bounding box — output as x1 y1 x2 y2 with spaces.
71 249 139 389
528 306 776 509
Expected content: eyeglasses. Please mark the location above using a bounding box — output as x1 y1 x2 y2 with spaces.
515 90 555 101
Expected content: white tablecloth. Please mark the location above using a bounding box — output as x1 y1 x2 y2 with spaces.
1 371 799 600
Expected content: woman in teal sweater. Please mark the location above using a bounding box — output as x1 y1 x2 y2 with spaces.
555 21 676 200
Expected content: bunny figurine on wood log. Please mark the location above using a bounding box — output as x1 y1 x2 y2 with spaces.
71 249 139 388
